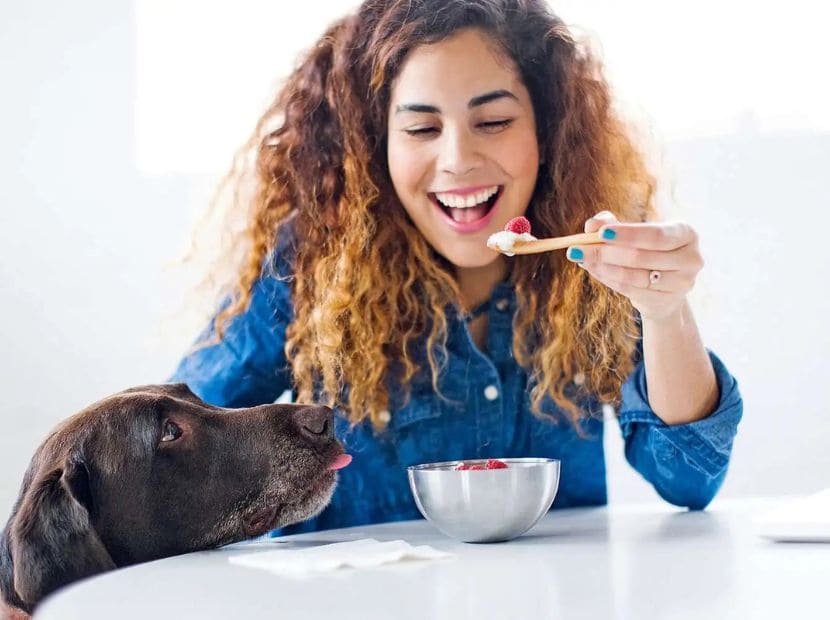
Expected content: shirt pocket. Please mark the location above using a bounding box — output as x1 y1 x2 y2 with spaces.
387 396 448 469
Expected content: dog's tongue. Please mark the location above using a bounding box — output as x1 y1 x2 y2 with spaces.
328 454 353 470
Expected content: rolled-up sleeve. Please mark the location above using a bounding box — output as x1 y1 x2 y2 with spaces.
168 270 294 408
617 349 743 510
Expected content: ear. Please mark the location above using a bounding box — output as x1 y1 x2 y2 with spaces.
6 457 115 612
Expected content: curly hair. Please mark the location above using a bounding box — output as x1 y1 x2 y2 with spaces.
203 0 656 429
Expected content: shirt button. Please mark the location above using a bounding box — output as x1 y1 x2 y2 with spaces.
484 385 499 401
495 299 509 312
378 410 391 424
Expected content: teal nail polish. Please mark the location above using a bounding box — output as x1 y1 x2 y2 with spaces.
602 228 616 240
567 247 584 261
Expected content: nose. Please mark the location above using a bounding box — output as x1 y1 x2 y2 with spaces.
438 126 481 176
291 405 335 445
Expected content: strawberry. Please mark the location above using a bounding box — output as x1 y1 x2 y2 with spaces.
455 463 471 471
484 459 508 470
468 464 485 470
504 216 531 235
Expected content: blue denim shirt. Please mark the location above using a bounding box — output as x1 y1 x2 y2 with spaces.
170 229 743 535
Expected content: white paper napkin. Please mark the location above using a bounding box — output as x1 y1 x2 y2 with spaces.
755 488 830 542
228 538 454 576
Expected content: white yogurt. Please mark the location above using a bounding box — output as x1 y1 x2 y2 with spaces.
486 231 537 256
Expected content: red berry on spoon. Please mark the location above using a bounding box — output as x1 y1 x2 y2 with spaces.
504 217 531 235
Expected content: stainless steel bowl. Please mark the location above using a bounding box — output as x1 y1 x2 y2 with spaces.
407 458 560 543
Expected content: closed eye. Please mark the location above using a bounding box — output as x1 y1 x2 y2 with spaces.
160 419 182 443
478 119 513 132
403 119 513 137
404 126 439 136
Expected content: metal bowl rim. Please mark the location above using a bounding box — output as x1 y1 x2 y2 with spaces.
407 457 560 472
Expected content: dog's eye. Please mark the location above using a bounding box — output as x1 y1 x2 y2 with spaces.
160 420 182 443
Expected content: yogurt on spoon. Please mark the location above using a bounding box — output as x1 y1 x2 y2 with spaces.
487 216 536 256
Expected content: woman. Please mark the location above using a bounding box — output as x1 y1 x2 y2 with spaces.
171 0 742 534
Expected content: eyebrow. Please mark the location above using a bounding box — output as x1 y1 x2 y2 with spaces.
394 89 518 114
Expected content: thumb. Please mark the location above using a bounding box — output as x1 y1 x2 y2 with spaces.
584 210 618 233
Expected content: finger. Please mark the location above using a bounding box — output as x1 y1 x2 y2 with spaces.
582 266 678 300
584 210 618 234
580 262 692 293
567 243 698 273
598 221 697 251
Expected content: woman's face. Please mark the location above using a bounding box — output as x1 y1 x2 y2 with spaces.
387 28 540 269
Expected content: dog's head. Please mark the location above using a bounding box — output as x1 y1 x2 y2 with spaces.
0 383 349 615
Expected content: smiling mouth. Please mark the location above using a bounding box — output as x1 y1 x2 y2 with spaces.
429 185 503 225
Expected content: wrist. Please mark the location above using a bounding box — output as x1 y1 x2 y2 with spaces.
639 300 687 328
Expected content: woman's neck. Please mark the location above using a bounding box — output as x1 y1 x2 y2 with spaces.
454 257 508 311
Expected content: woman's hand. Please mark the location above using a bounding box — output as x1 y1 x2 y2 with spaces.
566 211 704 322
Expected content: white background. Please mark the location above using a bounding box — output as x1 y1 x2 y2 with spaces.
1 0 828 517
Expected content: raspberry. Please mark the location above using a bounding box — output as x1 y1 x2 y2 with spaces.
456 460 508 470
485 459 508 469
504 216 531 235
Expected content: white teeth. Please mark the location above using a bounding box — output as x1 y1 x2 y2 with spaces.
434 185 499 208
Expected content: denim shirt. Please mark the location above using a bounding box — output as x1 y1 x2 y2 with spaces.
169 229 743 535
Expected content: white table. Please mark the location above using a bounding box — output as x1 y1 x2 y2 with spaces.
34 498 828 620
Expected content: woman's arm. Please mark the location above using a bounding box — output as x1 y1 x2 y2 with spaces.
568 212 743 508
616 347 743 509
568 213 721 424
641 299 719 425
169 270 294 408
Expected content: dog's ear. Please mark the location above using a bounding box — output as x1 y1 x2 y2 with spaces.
7 457 115 612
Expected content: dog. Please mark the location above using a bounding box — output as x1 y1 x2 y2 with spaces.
0 383 351 618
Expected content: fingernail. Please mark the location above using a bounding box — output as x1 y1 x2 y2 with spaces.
602 228 616 240
567 247 584 261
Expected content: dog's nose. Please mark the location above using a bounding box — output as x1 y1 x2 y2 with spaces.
292 406 334 443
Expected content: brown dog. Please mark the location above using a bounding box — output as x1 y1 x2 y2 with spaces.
0 383 351 618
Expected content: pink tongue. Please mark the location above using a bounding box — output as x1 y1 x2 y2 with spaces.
328 454 353 470
450 204 489 223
